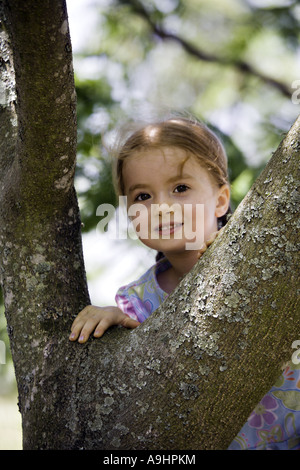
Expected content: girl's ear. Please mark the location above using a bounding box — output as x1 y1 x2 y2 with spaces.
215 184 230 218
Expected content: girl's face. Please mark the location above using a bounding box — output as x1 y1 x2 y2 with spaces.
122 146 229 255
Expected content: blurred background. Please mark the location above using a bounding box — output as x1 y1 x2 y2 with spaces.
0 0 299 449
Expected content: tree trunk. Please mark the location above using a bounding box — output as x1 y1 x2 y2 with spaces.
0 0 299 450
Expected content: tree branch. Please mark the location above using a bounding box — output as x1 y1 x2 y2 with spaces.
0 2 90 445
3 0 78 215
0 6 18 210
16 116 299 450
123 0 292 98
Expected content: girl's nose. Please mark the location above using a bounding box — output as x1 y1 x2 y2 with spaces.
152 202 173 218
151 198 182 221
154 191 171 208
152 192 172 215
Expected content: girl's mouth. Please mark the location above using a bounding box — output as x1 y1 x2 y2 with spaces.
155 222 183 236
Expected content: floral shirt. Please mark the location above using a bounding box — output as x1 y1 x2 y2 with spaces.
115 257 170 323
115 258 300 450
228 364 300 450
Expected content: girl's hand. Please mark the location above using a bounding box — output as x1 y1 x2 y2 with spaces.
69 305 140 343
197 227 224 259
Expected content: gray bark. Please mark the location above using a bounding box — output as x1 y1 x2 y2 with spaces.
0 0 299 450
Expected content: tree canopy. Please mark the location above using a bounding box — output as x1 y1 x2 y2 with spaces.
72 0 299 230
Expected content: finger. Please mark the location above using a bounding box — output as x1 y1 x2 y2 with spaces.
69 331 78 341
70 305 92 330
94 316 140 337
207 226 225 245
206 231 219 246
197 242 207 258
77 317 102 343
69 319 86 341
121 316 141 329
93 318 114 338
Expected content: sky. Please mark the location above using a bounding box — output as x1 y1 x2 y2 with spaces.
67 0 99 54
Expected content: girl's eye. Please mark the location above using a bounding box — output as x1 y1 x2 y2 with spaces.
174 184 189 193
135 193 151 202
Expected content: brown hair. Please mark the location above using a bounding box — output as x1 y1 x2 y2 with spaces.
113 117 229 196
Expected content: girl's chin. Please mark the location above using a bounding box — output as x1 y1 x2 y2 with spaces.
139 238 193 253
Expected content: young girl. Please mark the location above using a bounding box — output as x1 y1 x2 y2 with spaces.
70 117 300 450
70 117 230 339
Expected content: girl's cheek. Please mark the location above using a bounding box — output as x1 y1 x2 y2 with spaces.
128 205 150 240
182 205 204 247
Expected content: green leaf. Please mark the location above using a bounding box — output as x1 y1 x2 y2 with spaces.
272 391 300 411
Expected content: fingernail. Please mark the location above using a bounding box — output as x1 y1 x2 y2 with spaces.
70 333 75 339
79 335 84 342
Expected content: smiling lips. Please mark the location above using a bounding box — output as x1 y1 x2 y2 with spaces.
154 221 183 235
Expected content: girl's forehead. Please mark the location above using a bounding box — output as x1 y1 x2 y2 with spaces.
123 146 191 170
122 147 190 185
122 146 212 190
